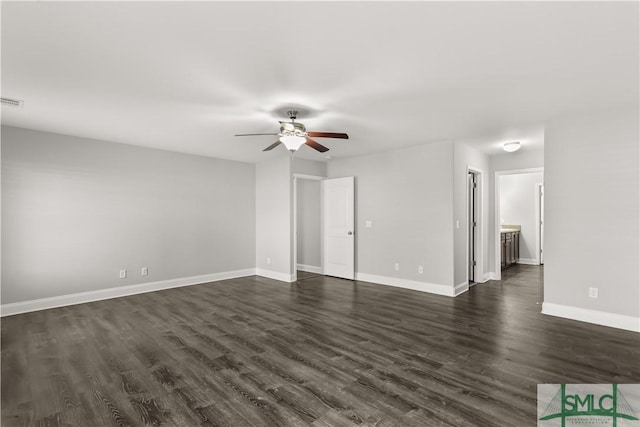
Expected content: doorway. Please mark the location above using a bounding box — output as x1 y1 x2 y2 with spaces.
536 183 544 265
494 168 544 279
292 174 356 282
293 174 324 281
468 170 479 284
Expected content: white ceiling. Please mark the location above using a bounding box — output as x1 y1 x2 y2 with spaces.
2 1 638 163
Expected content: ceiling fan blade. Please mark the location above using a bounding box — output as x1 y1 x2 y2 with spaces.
305 138 329 153
235 133 279 137
263 140 282 151
307 132 349 139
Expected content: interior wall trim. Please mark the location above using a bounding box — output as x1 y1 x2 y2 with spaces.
454 281 470 296
542 302 640 333
296 264 323 274
356 272 455 297
0 269 256 317
255 268 296 283
516 258 540 265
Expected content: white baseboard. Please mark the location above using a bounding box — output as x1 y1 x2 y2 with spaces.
475 273 491 284
542 302 640 333
454 281 469 296
517 258 540 265
489 272 500 281
355 272 455 297
296 264 323 274
1 269 257 317
255 268 296 283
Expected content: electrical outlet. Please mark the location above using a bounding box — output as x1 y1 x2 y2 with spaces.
141 267 148 276
365 220 373 228
119 269 127 279
589 287 598 298
418 266 423 274
266 257 271 265
394 263 400 271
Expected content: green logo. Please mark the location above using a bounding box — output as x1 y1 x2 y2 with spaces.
538 384 639 426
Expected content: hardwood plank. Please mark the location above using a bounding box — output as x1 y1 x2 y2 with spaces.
2 265 639 426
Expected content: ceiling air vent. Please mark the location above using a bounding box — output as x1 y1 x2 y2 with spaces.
1 97 24 108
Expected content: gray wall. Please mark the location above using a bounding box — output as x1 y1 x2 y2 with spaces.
296 179 321 268
293 158 327 177
499 171 544 262
255 155 293 279
327 141 455 287
544 108 639 319
491 149 545 172
1 126 255 304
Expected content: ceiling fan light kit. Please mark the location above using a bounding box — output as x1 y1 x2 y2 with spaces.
279 135 307 152
235 109 348 154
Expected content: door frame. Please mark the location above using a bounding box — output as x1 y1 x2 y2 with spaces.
292 173 325 282
466 166 483 285
535 183 544 265
493 167 544 280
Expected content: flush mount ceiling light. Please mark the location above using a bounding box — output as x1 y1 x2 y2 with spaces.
503 141 521 152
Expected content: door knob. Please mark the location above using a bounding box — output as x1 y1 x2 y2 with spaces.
348 231 353 235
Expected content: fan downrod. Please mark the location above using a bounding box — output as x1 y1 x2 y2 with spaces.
287 110 298 122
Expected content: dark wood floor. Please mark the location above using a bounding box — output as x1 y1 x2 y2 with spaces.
2 265 639 426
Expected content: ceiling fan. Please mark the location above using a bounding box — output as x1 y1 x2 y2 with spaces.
235 110 348 153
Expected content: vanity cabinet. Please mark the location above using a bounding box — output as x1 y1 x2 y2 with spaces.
501 231 520 270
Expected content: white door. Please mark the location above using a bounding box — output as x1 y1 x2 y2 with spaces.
323 177 355 280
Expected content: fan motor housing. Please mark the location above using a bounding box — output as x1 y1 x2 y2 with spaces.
279 121 307 137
